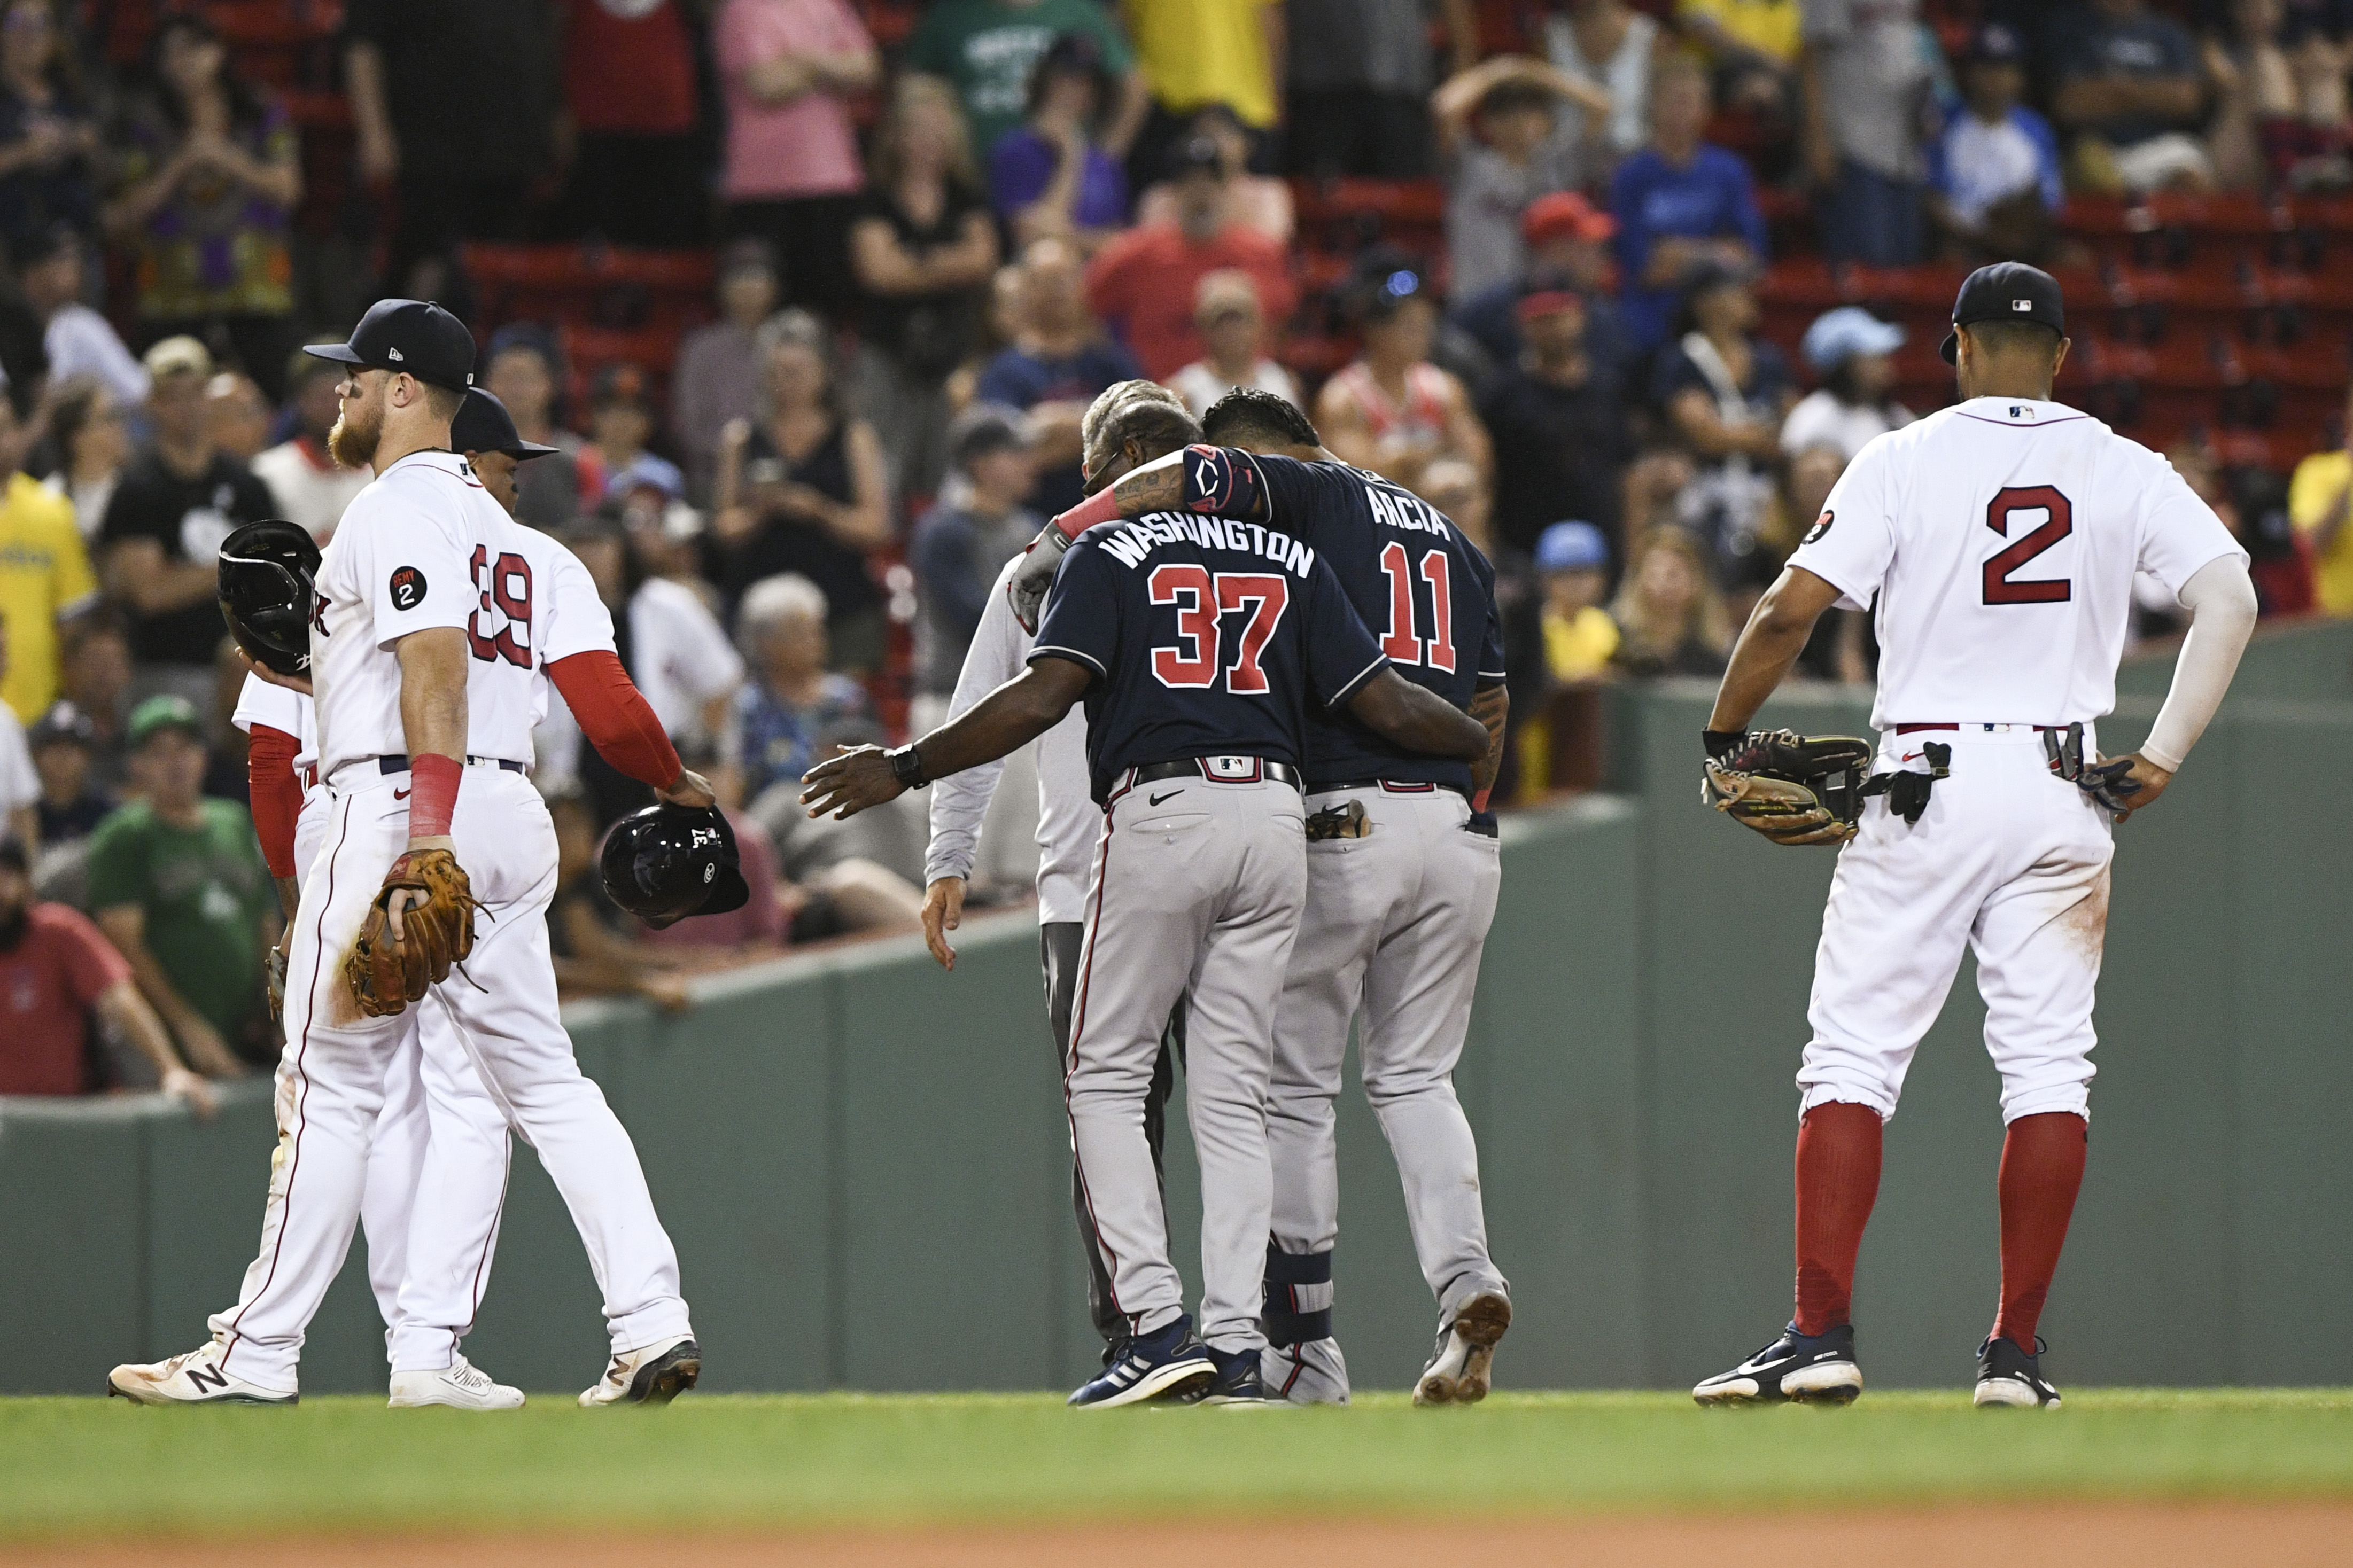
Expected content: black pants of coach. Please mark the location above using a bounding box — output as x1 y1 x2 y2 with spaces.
1040 922 1185 1352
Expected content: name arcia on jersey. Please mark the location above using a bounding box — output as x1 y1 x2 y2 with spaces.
1098 512 1316 578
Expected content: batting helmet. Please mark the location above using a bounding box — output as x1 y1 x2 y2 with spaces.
217 520 321 677
599 803 751 930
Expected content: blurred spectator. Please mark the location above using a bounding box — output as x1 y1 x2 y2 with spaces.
344 0 555 287
1433 56 1608 301
552 0 702 245
1611 58 1768 356
911 405 1040 717
203 371 269 464
1089 136 1295 381
716 0 877 322
0 627 26 841
1167 268 1300 419
28 698 104 844
97 336 275 715
2287 387 2353 614
1681 0 1802 112
991 33 1131 254
2206 0 2301 191
1451 192 1627 380
250 349 368 543
849 74 1000 505
710 309 892 668
546 786 692 1010
16 224 144 408
585 364 658 493
727 571 874 802
1782 307 1912 461
0 389 87 721
1417 455 1495 555
0 0 95 259
55 611 125 789
1121 0 1282 182
672 240 782 505
1928 25 2066 261
2225 455 2318 616
604 453 703 586
482 325 586 532
2054 0 2216 193
975 237 1141 516
1609 527 1733 676
0 834 213 1111
1286 0 1479 180
1136 103 1293 244
104 15 301 399
1316 260 1490 498
1653 261 1793 578
87 693 270 1073
39 375 127 541
907 0 1147 161
1800 0 1936 264
1536 520 1621 681
1544 0 1663 165
1478 277 1632 553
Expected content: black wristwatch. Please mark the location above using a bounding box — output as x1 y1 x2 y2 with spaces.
887 743 929 790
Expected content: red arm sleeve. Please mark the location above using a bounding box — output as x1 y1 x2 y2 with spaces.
547 650 684 790
246 723 304 879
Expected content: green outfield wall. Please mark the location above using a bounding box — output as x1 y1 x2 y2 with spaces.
6 620 2349 1397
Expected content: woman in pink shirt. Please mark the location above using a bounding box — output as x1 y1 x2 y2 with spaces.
718 0 879 321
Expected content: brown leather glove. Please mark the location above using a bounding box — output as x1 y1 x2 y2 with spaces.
345 849 480 1017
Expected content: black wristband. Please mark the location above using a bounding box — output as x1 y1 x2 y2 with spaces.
887 743 929 790
1703 728 1748 760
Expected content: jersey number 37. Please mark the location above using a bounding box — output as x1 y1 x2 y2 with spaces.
1149 564 1287 693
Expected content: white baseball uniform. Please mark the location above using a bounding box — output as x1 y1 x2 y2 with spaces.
208 450 692 1392
1787 397 2245 1124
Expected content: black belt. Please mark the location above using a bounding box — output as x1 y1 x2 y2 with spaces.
1117 755 1300 795
1305 776 1470 801
376 754 527 776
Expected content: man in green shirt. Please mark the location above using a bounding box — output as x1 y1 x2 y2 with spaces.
905 0 1147 159
87 695 275 1073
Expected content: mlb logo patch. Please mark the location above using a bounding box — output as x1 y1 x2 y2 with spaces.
1204 755 1260 781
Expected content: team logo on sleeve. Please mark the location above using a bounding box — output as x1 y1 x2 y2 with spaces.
389 566 427 611
1804 509 1835 546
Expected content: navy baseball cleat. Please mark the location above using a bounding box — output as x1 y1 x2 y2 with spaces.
1068 1316 1216 1409
1974 1335 2062 1409
1693 1322 1863 1406
1197 1345 1268 1406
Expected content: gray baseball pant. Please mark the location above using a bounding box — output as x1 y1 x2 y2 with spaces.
1066 769 1307 1354
1267 786 1508 1328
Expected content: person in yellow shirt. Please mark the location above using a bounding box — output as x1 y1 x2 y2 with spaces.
0 396 97 722
1679 0 1801 110
1122 0 1281 178
1537 520 1620 680
2287 394 2353 617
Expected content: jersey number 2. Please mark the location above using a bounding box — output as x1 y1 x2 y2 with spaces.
1983 486 2072 605
1377 543 1456 673
1148 565 1288 693
468 546 533 668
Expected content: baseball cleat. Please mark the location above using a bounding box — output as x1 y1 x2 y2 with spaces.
1974 1335 2062 1409
389 1354 525 1410
1067 1315 1215 1409
579 1334 701 1407
1197 1345 1270 1406
1415 1290 1512 1406
1693 1322 1863 1406
1261 1337 1350 1405
107 1340 297 1406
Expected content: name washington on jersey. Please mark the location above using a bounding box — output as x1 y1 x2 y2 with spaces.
1097 511 1319 576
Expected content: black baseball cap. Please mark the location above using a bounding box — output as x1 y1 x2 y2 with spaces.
1939 262 2067 364
451 388 557 460
304 298 477 392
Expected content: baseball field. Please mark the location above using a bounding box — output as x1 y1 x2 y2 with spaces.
6 1388 2351 1565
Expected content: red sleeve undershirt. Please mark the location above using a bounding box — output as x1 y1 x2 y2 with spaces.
246 724 304 879
547 650 683 790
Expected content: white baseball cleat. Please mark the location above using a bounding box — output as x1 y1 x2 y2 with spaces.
389 1354 525 1410
1415 1290 1512 1406
1261 1337 1351 1405
107 1340 297 1406
580 1333 701 1407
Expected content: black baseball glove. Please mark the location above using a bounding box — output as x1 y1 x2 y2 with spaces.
1701 728 1875 847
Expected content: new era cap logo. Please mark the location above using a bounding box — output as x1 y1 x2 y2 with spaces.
2012 299 2032 311
387 346 405 360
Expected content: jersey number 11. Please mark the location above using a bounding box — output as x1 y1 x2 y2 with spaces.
1377 542 1456 672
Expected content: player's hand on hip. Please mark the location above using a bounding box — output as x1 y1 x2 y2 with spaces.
799 745 904 821
658 768 718 809
237 649 313 695
921 876 965 970
2096 752 2173 823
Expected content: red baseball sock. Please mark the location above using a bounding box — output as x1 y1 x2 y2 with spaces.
1991 1111 2088 1349
1793 1101 1882 1336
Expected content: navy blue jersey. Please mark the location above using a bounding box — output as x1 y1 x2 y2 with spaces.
1030 510 1391 802
1242 453 1506 791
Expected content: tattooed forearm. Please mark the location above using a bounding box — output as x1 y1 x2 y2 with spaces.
1469 683 1509 793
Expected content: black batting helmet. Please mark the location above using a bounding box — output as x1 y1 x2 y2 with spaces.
599 803 751 930
217 520 321 677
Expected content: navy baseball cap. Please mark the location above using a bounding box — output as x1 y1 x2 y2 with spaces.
304 298 477 392
451 388 557 459
1939 262 2067 365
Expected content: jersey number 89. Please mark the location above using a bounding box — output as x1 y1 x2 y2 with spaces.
468 545 533 668
1149 564 1288 694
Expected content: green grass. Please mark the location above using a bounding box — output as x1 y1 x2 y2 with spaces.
5 1391 2352 1537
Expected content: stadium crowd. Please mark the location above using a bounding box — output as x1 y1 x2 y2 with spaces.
0 0 2347 1106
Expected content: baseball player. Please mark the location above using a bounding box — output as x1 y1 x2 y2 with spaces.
1690 263 2257 1409
805 396 1490 1408
111 301 707 1407
920 384 1198 1368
